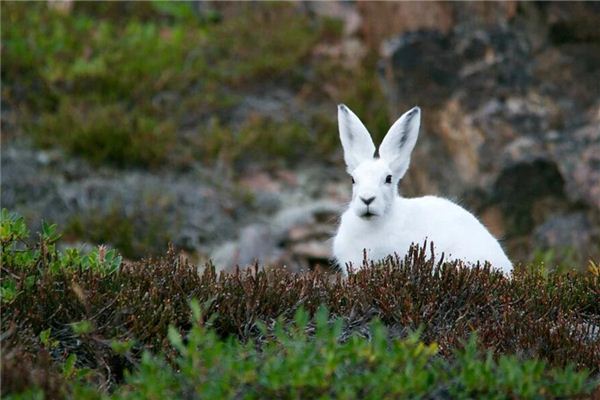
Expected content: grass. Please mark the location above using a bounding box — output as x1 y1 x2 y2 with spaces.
1 209 599 398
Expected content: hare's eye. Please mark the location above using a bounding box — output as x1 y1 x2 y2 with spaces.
385 175 392 184
351 177 356 184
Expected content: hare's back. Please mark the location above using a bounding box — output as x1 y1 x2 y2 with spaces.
403 196 511 271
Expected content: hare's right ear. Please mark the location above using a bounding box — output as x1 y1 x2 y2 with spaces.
379 106 420 179
338 104 376 173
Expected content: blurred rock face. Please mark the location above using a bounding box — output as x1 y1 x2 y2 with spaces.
373 2 600 262
358 2 519 47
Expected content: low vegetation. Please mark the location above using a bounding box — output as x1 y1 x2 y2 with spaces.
1 2 388 170
2 209 599 398
63 208 171 260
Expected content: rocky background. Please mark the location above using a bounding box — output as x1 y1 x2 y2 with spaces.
2 1 599 272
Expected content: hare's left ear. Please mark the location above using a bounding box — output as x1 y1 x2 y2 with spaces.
378 106 420 179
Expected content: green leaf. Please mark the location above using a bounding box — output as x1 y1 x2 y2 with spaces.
24 275 37 289
0 209 29 242
0 279 17 303
63 354 77 378
111 339 135 355
189 298 201 323
150 1 196 22
71 320 93 335
39 328 52 346
168 325 185 354
41 220 61 243
294 307 309 330
103 249 122 274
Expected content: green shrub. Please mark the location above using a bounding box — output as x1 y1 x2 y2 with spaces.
5 306 596 399
2 210 598 398
106 306 593 399
0 209 122 294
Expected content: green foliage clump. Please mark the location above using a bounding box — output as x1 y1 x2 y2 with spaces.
2 210 598 398
4 305 597 399
1 2 338 169
0 209 121 304
104 306 592 399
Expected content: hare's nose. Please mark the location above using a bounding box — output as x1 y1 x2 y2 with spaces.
360 196 375 205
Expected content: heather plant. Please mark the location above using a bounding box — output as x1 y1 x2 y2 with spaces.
1 210 599 398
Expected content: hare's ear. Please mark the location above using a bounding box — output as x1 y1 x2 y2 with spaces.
338 104 376 173
378 106 420 179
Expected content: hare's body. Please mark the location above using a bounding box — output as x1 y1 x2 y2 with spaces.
333 104 512 275
334 195 512 273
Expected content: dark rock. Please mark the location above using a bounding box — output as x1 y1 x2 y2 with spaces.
492 159 567 236
533 212 600 264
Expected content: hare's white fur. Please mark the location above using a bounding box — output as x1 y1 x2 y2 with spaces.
333 104 512 275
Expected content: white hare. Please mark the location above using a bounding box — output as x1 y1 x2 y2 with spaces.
333 104 512 275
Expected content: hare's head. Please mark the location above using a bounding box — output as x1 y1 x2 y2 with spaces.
338 104 420 220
